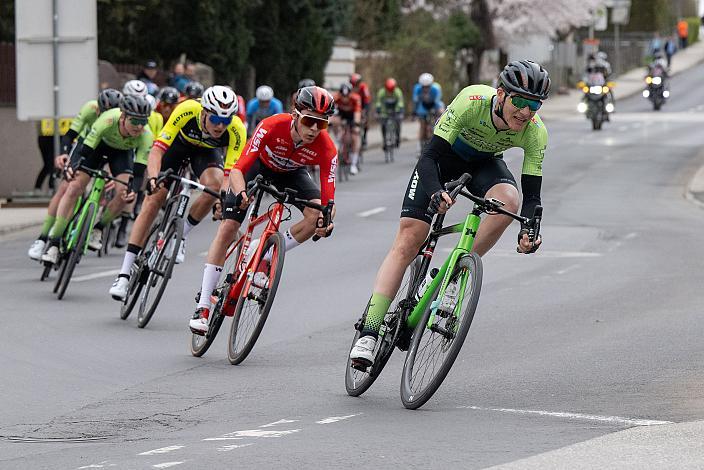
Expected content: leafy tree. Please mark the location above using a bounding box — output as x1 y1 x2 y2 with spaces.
349 0 402 50
0 1 14 43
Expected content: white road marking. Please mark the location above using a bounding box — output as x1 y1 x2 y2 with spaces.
73 269 120 282
217 443 255 452
459 405 672 426
152 463 184 469
445 248 602 258
617 125 629 131
316 414 361 424
556 264 581 275
261 419 300 428
139 445 185 456
204 429 301 440
357 206 387 217
77 463 116 469
198 250 208 257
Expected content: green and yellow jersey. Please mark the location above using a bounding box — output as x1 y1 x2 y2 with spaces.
82 108 153 165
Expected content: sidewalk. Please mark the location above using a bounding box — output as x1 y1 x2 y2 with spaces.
540 39 704 120
0 206 45 236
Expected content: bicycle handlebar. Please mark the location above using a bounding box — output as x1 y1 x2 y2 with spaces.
77 165 133 189
156 169 221 199
312 199 334 242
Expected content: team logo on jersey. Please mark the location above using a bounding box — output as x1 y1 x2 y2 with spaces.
160 132 172 141
328 155 337 183
250 127 268 153
530 117 542 127
467 95 486 101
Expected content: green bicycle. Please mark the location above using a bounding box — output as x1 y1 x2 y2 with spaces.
50 164 131 300
345 173 542 409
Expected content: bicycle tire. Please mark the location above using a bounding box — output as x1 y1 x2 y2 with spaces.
40 261 52 281
400 253 482 409
227 232 285 365
345 256 423 397
120 223 159 320
190 290 227 357
137 218 183 328
57 204 95 300
53 254 67 293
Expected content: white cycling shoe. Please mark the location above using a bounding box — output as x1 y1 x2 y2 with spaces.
87 228 103 251
28 239 46 260
109 276 129 301
175 240 186 264
41 245 59 265
349 335 376 365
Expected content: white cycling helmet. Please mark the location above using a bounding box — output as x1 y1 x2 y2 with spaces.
201 85 239 117
255 85 274 101
122 79 148 96
145 94 156 112
419 73 434 86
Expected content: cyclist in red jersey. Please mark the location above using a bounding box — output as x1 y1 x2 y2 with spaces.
331 83 362 174
350 73 372 149
189 86 337 334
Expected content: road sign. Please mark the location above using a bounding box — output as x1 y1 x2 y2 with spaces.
593 6 608 31
611 6 631 25
15 0 98 120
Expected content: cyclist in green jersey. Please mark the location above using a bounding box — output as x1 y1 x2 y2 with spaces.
28 89 124 260
350 60 550 365
375 78 405 148
42 95 154 265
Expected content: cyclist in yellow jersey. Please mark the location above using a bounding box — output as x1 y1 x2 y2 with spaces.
110 86 247 300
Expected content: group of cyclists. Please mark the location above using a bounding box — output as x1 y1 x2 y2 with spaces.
25 59 548 375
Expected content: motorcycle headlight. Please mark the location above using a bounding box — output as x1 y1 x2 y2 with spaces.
645 76 652 84
652 76 662 85
663 90 670 98
642 90 650 98
602 86 610 93
582 86 590 93
589 86 603 94
577 102 588 113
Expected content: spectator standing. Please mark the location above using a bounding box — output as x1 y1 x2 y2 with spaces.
137 59 160 96
677 19 689 49
664 35 677 68
169 63 189 92
648 32 663 57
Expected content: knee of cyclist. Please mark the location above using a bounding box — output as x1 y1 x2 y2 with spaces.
219 220 240 239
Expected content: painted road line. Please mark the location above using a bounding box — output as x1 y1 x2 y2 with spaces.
73 269 120 283
77 462 116 469
261 419 300 428
556 264 581 275
444 248 602 258
138 445 185 456
459 405 672 426
204 429 302 440
316 414 361 424
217 443 254 452
152 463 184 469
357 207 387 218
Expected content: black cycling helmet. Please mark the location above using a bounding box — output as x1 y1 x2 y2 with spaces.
184 81 205 99
295 86 335 117
120 94 151 118
499 60 551 101
339 82 352 96
97 88 123 112
158 86 180 105
298 78 316 89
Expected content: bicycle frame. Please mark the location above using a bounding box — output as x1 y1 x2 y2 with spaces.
65 176 106 254
405 208 481 331
221 190 286 316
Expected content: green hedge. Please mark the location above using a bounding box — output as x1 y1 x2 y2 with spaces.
685 17 700 44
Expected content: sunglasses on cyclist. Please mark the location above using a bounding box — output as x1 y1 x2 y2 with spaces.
207 113 233 126
509 95 542 112
297 111 329 130
128 117 148 126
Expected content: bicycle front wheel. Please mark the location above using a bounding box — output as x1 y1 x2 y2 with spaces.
137 219 182 328
227 232 285 365
120 224 159 320
191 288 227 357
400 252 483 409
57 204 95 300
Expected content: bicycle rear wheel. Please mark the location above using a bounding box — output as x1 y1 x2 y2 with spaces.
57 204 95 300
120 223 158 320
345 256 423 397
191 287 227 357
400 253 482 409
137 219 182 328
227 232 285 365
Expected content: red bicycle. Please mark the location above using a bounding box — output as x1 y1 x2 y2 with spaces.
190 175 333 364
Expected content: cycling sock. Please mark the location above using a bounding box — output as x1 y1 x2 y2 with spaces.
362 292 392 337
48 216 69 239
350 153 359 166
183 214 199 240
197 263 223 309
119 244 141 277
99 207 116 227
40 215 56 238
283 229 300 253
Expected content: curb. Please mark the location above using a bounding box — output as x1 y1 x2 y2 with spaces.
685 156 704 210
0 221 43 237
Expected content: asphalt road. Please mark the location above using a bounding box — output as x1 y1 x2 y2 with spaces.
2 64 704 469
